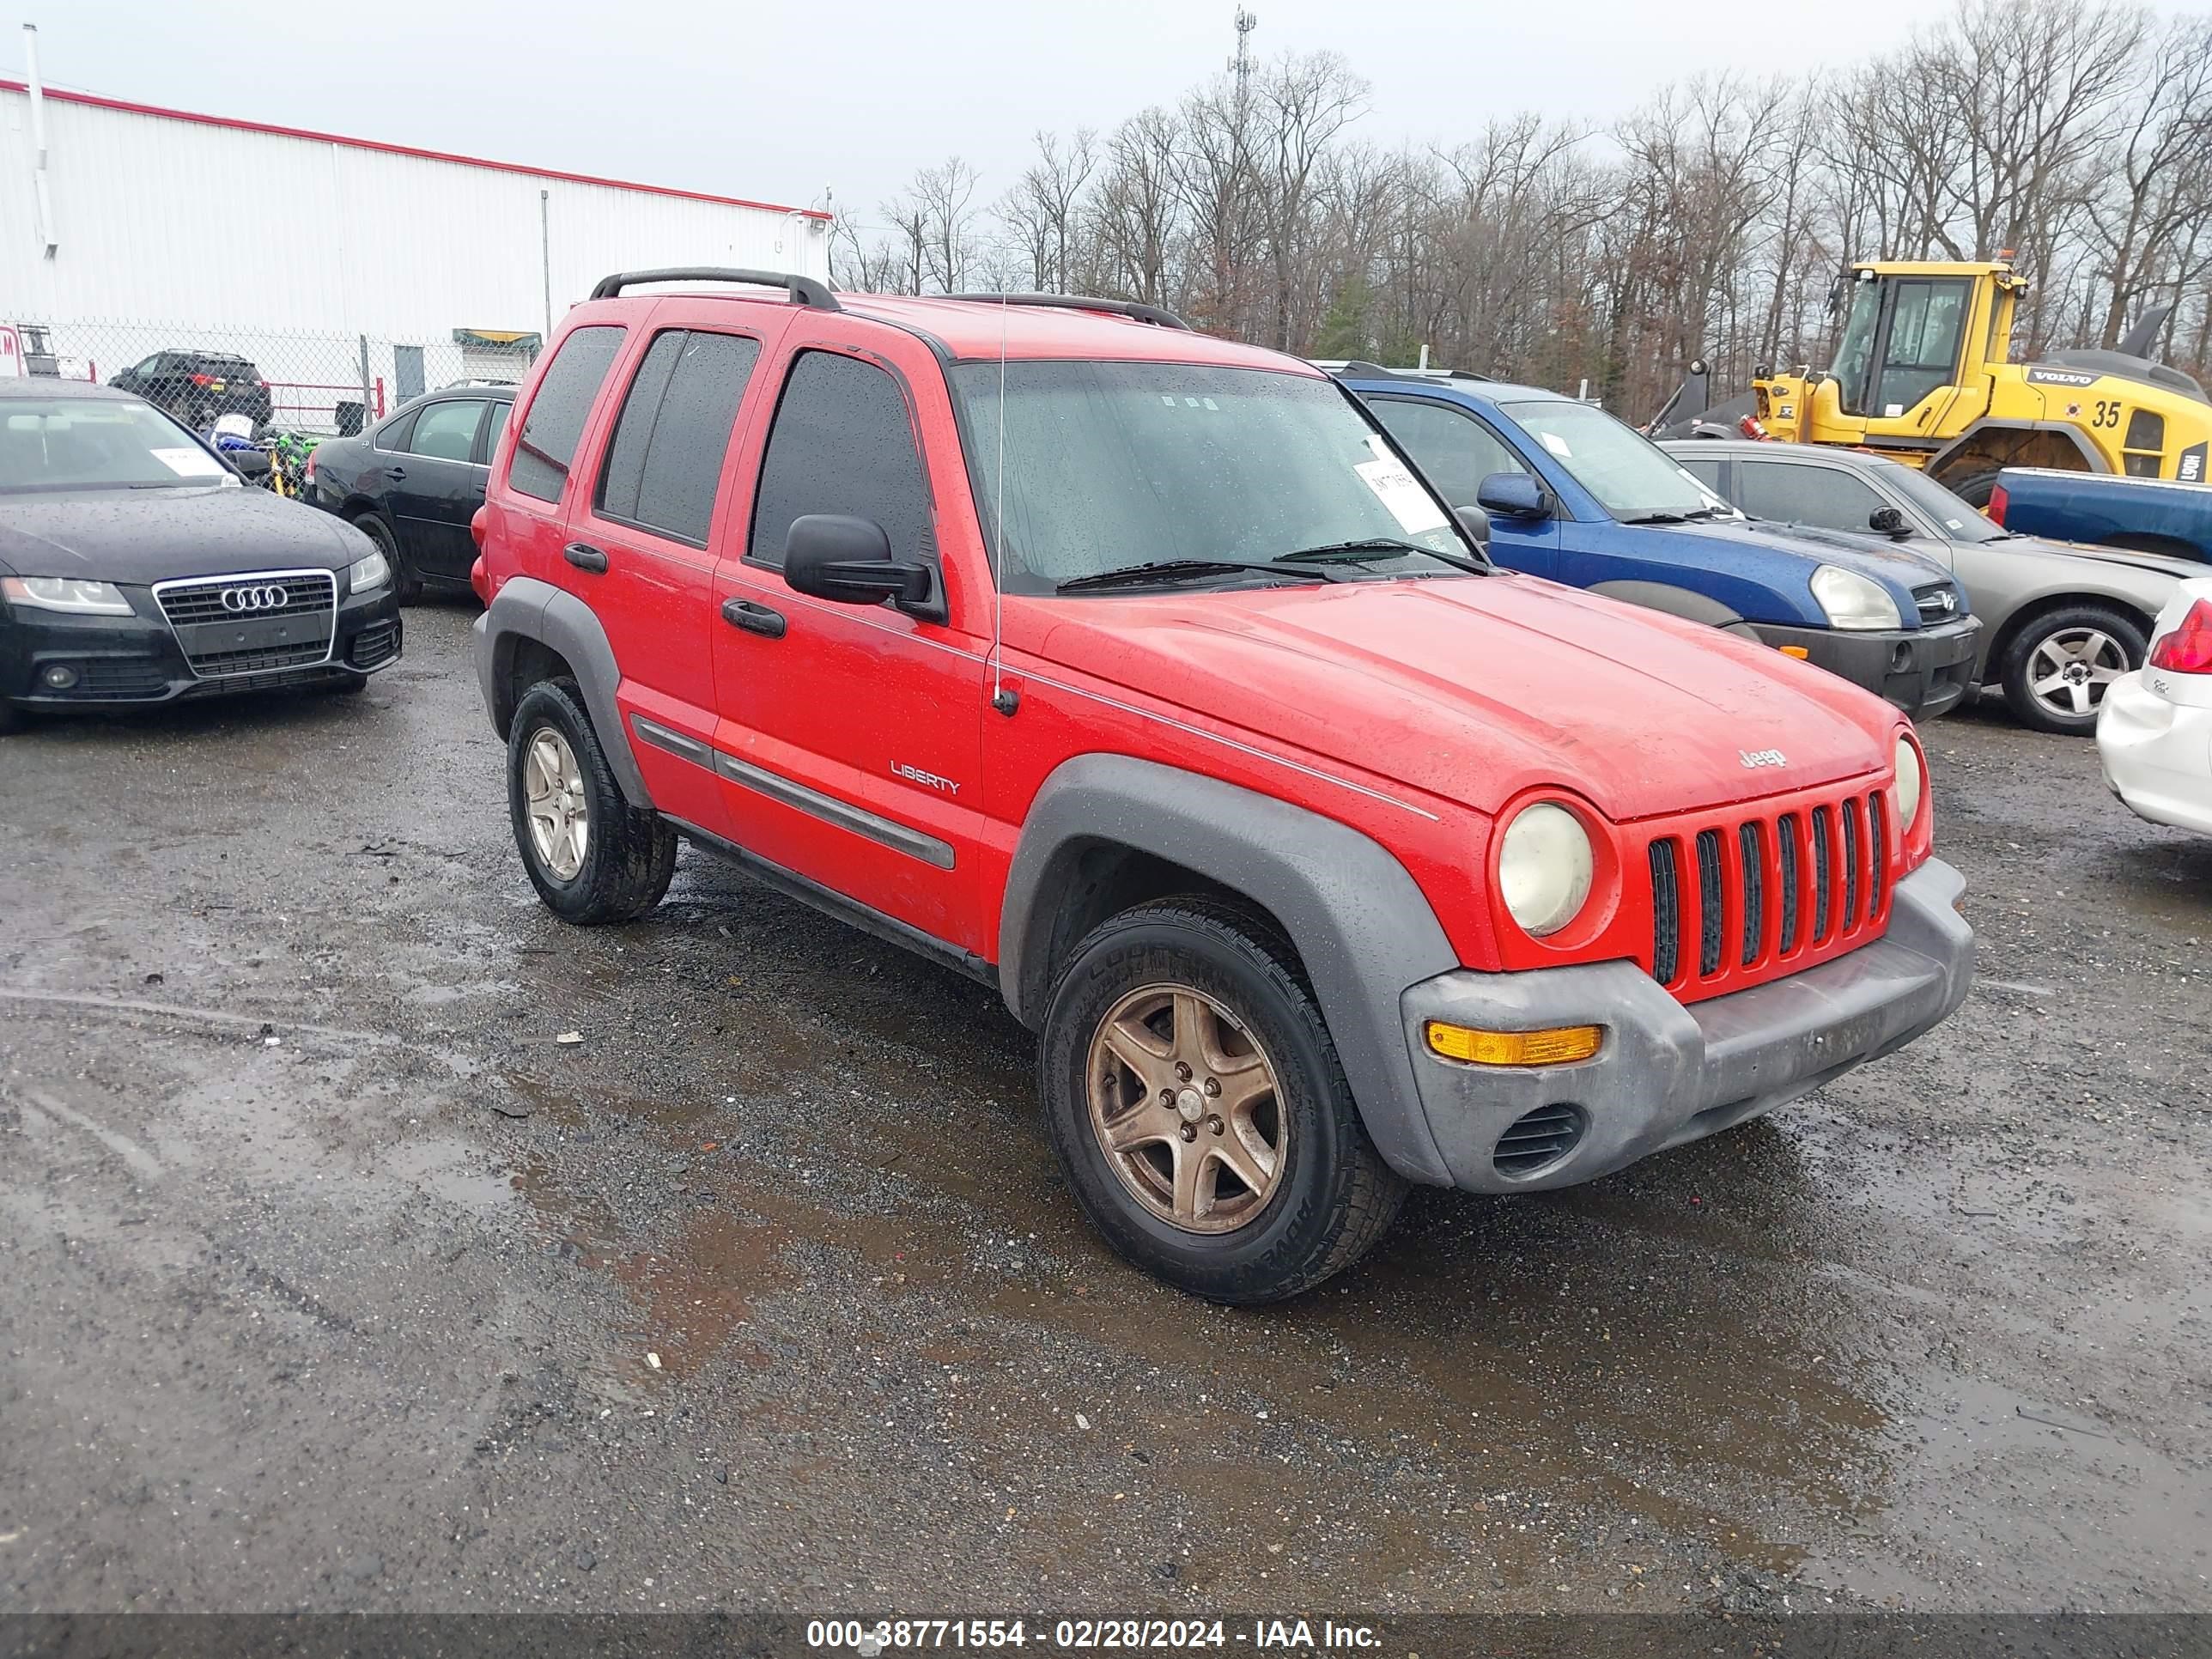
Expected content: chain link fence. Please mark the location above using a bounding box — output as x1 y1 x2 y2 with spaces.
0 318 542 437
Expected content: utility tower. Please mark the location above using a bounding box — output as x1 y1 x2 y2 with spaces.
1230 8 1258 106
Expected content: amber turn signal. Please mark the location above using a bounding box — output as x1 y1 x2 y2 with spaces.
1423 1022 1602 1066
1778 645 1811 659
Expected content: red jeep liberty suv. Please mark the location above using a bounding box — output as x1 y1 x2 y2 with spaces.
471 269 1973 1304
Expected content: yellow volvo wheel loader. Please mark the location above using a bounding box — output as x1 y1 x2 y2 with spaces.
1656 259 2211 507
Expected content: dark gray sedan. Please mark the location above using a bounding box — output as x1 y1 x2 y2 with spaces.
0 380 402 734
1665 439 2196 734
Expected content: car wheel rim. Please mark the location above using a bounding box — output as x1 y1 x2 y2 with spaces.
523 726 589 880
1086 983 1287 1236
2027 628 2127 720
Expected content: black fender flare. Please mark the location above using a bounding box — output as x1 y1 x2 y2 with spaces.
1000 754 1463 1185
1586 580 1762 638
471 574 653 809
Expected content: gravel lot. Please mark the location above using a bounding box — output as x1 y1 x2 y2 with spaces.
2 600 2208 1618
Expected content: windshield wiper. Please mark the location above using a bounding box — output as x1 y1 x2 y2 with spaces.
1678 506 1731 521
1620 510 1689 525
1274 537 1488 574
1055 558 1346 594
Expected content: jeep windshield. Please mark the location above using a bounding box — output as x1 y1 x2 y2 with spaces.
951 362 1473 594
1501 399 1735 525
0 398 233 493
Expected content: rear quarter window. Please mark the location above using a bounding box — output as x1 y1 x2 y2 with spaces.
508 325 626 504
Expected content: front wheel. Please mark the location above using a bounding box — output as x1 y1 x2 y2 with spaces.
507 678 677 923
1998 604 2146 735
1039 898 1407 1304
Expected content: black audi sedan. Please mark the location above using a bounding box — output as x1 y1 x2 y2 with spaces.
0 380 402 735
305 384 514 603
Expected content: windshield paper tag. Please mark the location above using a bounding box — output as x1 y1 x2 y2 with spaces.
1353 458 1449 534
151 447 227 477
1539 432 1572 459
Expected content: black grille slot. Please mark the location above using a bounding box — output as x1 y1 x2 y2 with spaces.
1778 813 1802 954
1869 792 1889 914
1695 829 1724 977
1492 1103 1586 1178
349 622 400 669
185 642 327 676
1842 798 1864 930
55 659 170 698
1738 821 1766 967
1811 806 1833 943
1648 839 1680 985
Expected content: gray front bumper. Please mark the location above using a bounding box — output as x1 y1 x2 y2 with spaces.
1399 859 1972 1193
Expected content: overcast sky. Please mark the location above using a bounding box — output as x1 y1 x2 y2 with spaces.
0 1 2010 236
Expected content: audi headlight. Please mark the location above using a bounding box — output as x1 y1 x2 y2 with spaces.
1893 735 1925 830
1810 564 1902 631
1 575 133 616
347 550 391 595
1498 803 1595 938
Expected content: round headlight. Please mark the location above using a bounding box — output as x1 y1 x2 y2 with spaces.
1498 803 1595 938
1893 735 1924 830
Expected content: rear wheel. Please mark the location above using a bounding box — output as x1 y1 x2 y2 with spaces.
1943 468 2002 510
351 510 419 605
1039 897 1407 1304
1998 604 2146 735
0 701 24 736
507 678 677 923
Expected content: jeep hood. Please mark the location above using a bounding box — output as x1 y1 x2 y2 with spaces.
1023 573 1893 823
0 485 364 584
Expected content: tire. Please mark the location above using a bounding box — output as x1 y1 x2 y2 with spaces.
1943 468 2001 510
351 511 420 605
1038 896 1407 1304
506 678 677 923
332 673 370 696
1998 603 2147 735
0 700 23 736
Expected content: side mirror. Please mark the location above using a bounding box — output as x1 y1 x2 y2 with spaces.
1475 471 1550 521
1869 505 1910 538
1452 504 1491 549
783 514 933 607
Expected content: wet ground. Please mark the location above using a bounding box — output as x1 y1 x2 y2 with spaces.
2 600 2208 1619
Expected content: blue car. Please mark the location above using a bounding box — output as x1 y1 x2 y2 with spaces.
1336 367 1980 718
1992 467 2212 567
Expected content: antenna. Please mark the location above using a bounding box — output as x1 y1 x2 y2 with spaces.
1230 8 1258 106
988 295 1018 716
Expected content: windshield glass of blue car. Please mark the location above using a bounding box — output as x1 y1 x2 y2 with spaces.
1503 399 1737 525
0 400 234 493
952 362 1474 593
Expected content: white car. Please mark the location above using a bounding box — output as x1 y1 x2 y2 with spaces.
2098 577 2212 837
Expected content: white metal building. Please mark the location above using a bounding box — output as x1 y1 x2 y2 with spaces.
0 69 830 425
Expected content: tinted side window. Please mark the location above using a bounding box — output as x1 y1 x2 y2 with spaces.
1736 461 1891 533
510 325 626 503
1674 454 1725 492
377 408 420 452
407 400 487 463
481 400 512 460
597 330 762 546
750 351 930 568
1368 398 1527 507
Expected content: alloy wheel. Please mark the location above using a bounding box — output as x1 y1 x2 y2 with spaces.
1086 982 1288 1235
523 726 590 880
2027 627 2128 720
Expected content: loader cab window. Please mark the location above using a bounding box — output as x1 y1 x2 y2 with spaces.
1835 276 1971 419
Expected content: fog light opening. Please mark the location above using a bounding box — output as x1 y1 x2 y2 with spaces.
39 663 80 690
1424 1021 1601 1067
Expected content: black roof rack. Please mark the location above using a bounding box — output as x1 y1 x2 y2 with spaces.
944 293 1194 331
589 268 841 310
